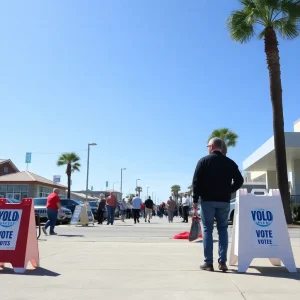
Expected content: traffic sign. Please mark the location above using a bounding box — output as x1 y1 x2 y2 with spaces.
53 175 61 184
25 153 31 164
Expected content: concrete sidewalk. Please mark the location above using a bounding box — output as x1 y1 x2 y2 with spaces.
1 217 300 300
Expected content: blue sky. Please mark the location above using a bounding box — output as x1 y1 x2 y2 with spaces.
0 0 299 203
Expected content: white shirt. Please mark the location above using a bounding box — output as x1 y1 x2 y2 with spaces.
182 197 190 207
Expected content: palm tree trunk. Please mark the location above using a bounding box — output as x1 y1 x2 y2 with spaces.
264 27 292 224
67 164 71 199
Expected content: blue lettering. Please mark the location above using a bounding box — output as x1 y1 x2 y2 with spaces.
257 211 262 221
256 230 273 238
266 211 273 222
0 231 13 239
251 211 256 220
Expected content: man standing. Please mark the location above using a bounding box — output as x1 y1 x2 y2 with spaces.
193 137 243 272
106 192 117 225
182 193 190 223
42 188 62 236
132 194 142 224
144 196 154 223
167 196 176 223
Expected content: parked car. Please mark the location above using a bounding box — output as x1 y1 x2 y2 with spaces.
60 198 83 214
34 197 72 224
88 201 100 220
6 198 20 204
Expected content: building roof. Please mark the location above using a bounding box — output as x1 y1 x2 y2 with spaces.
0 159 19 172
0 171 67 188
243 132 300 172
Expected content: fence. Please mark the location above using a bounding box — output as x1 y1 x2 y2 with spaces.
290 195 300 205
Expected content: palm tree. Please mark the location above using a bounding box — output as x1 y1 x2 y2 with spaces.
187 185 193 197
135 186 143 197
57 152 81 199
171 185 181 203
227 0 299 223
208 128 238 155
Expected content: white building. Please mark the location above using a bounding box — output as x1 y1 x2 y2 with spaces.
243 119 300 196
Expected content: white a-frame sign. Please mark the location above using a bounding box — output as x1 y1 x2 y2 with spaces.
229 189 296 273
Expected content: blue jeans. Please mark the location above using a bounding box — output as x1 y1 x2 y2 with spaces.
107 206 116 224
45 208 58 234
200 201 230 264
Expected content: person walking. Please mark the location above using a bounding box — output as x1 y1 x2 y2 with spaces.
97 193 106 224
167 196 176 223
106 192 117 225
192 137 244 272
132 194 142 224
182 193 190 223
42 188 62 236
144 196 154 223
140 202 145 218
126 200 133 219
119 198 127 222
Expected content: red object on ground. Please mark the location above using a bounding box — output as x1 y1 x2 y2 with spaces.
173 231 202 240
0 198 40 273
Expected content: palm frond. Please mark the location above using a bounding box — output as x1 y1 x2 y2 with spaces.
228 9 256 43
274 17 300 38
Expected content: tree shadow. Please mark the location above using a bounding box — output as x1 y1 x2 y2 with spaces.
0 267 60 277
230 266 300 280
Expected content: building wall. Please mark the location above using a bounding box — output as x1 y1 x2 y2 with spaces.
0 162 17 177
294 119 300 132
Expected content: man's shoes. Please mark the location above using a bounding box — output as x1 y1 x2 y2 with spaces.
148 220 150 223
200 263 214 272
107 222 110 225
145 219 147 222
42 226 47 236
218 262 228 272
137 219 139 223
50 232 57 236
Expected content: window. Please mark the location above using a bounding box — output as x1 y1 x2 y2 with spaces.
0 185 7 192
34 198 47 206
7 185 13 192
4 167 8 173
39 186 52 197
21 185 28 192
13 185 21 192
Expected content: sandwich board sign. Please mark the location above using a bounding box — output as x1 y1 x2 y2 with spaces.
229 189 296 273
70 204 94 226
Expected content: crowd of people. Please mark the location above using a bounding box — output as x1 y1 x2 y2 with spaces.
95 192 192 225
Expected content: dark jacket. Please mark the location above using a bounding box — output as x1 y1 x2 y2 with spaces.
98 199 106 211
192 151 244 203
145 199 154 209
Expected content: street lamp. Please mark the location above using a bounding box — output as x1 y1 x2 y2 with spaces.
147 187 150 198
136 179 141 192
120 168 126 198
85 143 97 201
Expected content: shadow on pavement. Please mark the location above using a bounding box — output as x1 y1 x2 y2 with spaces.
57 234 84 237
230 266 300 280
194 239 218 243
0 267 60 277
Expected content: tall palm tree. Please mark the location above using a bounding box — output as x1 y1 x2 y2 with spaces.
57 152 81 199
135 186 143 197
187 185 193 197
171 185 181 203
227 0 299 223
208 128 238 155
